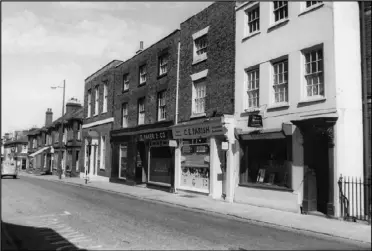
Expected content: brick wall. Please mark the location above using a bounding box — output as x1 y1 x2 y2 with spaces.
113 30 180 130
363 2 371 98
178 1 235 123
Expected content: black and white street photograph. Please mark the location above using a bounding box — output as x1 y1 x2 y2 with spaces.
1 1 371 250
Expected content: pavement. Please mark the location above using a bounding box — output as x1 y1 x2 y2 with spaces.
16 171 372 245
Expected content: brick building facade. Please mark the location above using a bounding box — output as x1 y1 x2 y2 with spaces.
110 30 180 188
171 2 237 200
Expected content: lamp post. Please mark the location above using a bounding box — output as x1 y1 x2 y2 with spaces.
51 80 66 179
51 80 66 117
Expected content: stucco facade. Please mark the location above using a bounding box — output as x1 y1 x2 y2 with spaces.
234 2 363 217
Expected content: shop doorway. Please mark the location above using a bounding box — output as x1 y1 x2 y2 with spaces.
304 128 329 215
21 159 26 170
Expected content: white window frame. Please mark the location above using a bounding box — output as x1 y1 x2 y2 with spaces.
305 1 322 9
122 103 128 128
192 79 206 115
94 86 99 116
102 82 108 113
139 65 147 85
123 74 129 91
138 98 145 125
100 136 106 170
272 59 288 104
119 143 128 180
192 26 209 64
246 68 260 109
273 1 288 23
87 90 91 118
159 54 168 76
244 3 260 37
303 48 324 98
157 91 166 121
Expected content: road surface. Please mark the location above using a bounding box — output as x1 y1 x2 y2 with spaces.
1 176 370 250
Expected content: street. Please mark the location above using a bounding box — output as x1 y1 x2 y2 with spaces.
1 176 371 250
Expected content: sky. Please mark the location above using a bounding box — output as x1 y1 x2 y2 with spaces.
1 1 213 135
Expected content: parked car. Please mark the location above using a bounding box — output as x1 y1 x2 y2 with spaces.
1 161 18 179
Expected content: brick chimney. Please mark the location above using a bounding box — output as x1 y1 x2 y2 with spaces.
136 41 144 55
65 97 82 115
45 108 53 127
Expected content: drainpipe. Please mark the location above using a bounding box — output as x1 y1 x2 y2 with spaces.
360 1 370 179
171 39 181 194
175 40 181 126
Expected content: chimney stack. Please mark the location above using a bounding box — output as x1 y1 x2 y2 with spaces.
45 108 53 127
65 97 82 115
136 41 144 55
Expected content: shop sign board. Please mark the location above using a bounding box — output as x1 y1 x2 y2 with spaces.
248 115 263 128
172 122 223 139
139 130 170 141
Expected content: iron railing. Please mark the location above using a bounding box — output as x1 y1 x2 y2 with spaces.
338 174 371 224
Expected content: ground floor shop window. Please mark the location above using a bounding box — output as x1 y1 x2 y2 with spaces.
149 146 172 185
240 139 290 189
119 143 128 179
180 138 210 192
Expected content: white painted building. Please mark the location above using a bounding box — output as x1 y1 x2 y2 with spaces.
233 1 363 217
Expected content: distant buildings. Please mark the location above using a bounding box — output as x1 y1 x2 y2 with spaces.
2 130 28 170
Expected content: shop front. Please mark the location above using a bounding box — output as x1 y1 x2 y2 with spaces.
234 123 304 213
110 121 175 189
172 117 234 198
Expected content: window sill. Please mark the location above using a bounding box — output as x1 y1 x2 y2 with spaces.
267 102 290 110
157 118 166 122
267 18 290 32
244 107 261 114
192 55 207 66
298 3 324 17
122 89 129 93
242 31 261 42
93 114 99 117
239 182 293 192
298 97 326 105
157 73 167 80
138 82 146 87
190 112 206 119
101 111 107 115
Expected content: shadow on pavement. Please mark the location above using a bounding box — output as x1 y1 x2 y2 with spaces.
1 221 86 251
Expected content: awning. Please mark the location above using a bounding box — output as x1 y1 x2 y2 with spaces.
239 127 285 140
29 146 50 158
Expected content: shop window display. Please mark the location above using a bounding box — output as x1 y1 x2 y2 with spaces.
181 139 210 192
240 139 290 189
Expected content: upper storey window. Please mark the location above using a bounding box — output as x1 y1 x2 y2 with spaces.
192 26 209 64
273 1 288 22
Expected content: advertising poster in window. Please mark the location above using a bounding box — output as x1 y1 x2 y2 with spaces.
149 158 171 184
119 144 127 179
181 142 210 192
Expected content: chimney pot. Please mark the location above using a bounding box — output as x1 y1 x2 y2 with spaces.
140 41 144 50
